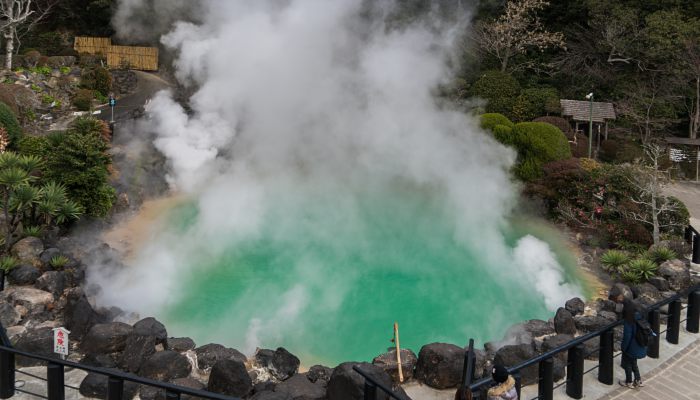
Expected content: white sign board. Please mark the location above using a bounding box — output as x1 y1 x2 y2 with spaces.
53 327 70 356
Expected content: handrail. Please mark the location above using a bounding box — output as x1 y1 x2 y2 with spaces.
469 283 700 394
352 365 411 400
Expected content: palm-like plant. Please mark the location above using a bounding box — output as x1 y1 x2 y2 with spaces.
23 225 41 237
9 184 38 212
621 269 642 285
49 255 69 269
648 247 677 264
0 255 18 271
55 200 83 225
600 250 630 273
37 181 68 224
628 258 659 281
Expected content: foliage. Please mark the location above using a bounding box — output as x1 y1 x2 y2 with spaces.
511 122 571 180
17 136 50 159
30 84 41 93
471 70 521 116
59 66 71 75
23 226 41 237
49 255 69 269
620 269 642 285
627 258 658 281
480 113 514 131
32 66 52 76
80 66 112 96
0 102 22 148
648 246 677 264
600 249 630 272
72 89 94 111
511 87 560 121
23 50 41 68
0 256 18 272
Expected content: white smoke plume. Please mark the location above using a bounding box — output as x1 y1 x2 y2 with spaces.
93 0 584 361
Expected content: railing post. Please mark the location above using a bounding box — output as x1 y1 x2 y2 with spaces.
0 269 5 292
512 371 521 400
693 235 700 264
107 376 124 400
47 362 64 400
538 358 554 400
685 226 694 243
364 381 377 400
165 390 180 400
687 290 700 333
598 329 614 385
667 299 682 344
566 344 584 399
0 348 14 399
648 309 661 358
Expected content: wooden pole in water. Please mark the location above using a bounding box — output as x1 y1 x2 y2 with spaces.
394 322 404 383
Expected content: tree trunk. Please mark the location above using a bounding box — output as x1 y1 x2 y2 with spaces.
500 50 510 72
4 29 14 72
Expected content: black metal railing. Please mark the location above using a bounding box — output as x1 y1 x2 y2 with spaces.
352 365 411 400
684 225 700 263
0 323 240 400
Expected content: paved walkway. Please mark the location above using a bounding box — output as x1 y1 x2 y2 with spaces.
599 339 700 400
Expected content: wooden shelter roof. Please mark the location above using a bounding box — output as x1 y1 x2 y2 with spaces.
560 99 616 123
665 137 700 146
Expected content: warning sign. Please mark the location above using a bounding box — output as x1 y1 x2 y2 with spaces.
53 327 70 356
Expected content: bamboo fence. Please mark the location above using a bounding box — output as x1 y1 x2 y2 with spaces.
74 37 159 71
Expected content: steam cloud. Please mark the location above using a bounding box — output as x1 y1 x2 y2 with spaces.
93 0 583 360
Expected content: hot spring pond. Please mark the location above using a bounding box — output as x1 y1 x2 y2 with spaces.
133 186 588 366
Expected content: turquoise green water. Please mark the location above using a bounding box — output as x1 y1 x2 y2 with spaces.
158 182 586 366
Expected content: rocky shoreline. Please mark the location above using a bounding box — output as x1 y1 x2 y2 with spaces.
1 234 699 400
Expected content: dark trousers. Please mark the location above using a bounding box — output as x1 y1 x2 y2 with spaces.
621 353 641 383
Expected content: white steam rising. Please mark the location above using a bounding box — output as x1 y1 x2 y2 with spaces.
93 0 583 359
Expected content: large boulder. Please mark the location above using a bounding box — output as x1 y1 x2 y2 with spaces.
504 319 555 344
82 322 133 354
4 286 53 307
658 259 691 291
554 308 576 335
120 334 157 373
632 283 663 307
167 337 196 352
79 372 139 399
63 289 100 340
573 315 610 334
565 297 585 316
141 351 192 381
11 237 43 266
414 343 463 389
275 374 326 400
34 271 65 297
494 343 538 385
13 328 59 367
133 317 168 345
0 301 20 327
648 276 671 292
255 347 301 381
207 359 253 398
372 349 418 383
7 264 41 285
195 343 247 370
307 365 333 386
327 362 399 400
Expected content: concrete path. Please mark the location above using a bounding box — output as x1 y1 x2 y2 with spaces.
598 339 700 400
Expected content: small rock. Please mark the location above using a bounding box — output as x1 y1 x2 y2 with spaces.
414 343 463 389
14 327 59 367
6 325 26 341
255 347 301 381
372 349 418 383
659 260 690 291
494 343 538 385
34 271 65 297
133 317 168 345
554 308 576 335
7 264 41 285
327 362 400 400
81 353 117 368
167 337 196 352
207 359 253 398
565 297 585 316
275 374 326 400
5 286 53 306
648 276 671 292
79 372 139 399
39 248 62 266
307 365 333 385
141 351 192 381
0 301 21 326
11 237 44 266
574 315 610 334
82 322 133 354
64 289 101 340
195 343 247 370
120 334 157 373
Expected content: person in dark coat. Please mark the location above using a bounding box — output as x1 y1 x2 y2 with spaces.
610 286 646 388
487 365 518 400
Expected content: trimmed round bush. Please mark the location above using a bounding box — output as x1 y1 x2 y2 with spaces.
480 113 514 132
533 116 571 135
471 70 520 116
493 124 516 146
0 102 23 148
512 88 560 122
72 89 93 111
80 66 112 96
511 122 572 180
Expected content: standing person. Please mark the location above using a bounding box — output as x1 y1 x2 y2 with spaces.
610 286 647 388
487 365 518 400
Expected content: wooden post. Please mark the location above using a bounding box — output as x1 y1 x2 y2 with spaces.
394 322 403 383
605 121 608 140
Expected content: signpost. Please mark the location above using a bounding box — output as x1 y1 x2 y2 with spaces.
109 94 116 123
53 327 70 359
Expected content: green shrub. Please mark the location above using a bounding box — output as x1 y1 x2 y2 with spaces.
80 66 112 96
30 84 42 92
59 66 71 75
533 116 571 135
511 122 571 180
49 255 69 269
511 88 561 122
72 89 93 111
0 256 18 272
0 102 22 148
17 136 50 159
471 70 520 117
23 226 42 237
493 124 516 146
627 258 658 281
41 94 56 104
648 247 677 264
601 250 630 272
32 66 52 76
480 113 514 131
620 269 642 285
659 197 689 237
23 50 41 67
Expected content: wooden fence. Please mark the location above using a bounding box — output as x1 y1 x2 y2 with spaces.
74 37 159 71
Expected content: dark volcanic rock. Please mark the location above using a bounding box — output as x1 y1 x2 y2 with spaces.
133 317 168 345
195 343 247 370
307 365 333 385
14 328 58 367
573 315 610 334
554 308 576 335
80 353 117 368
251 391 293 400
275 374 326 400
34 271 65 297
141 351 192 381
414 343 463 389
372 349 418 383
8 264 41 285
39 248 62 266
565 297 586 316
120 334 157 373
327 362 398 400
0 302 20 327
255 347 301 381
207 359 253 398
167 337 196 352
494 343 538 385
79 372 139 399
64 289 101 340
82 322 133 354
658 259 690 291
505 319 555 343
648 276 671 292
632 283 663 307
